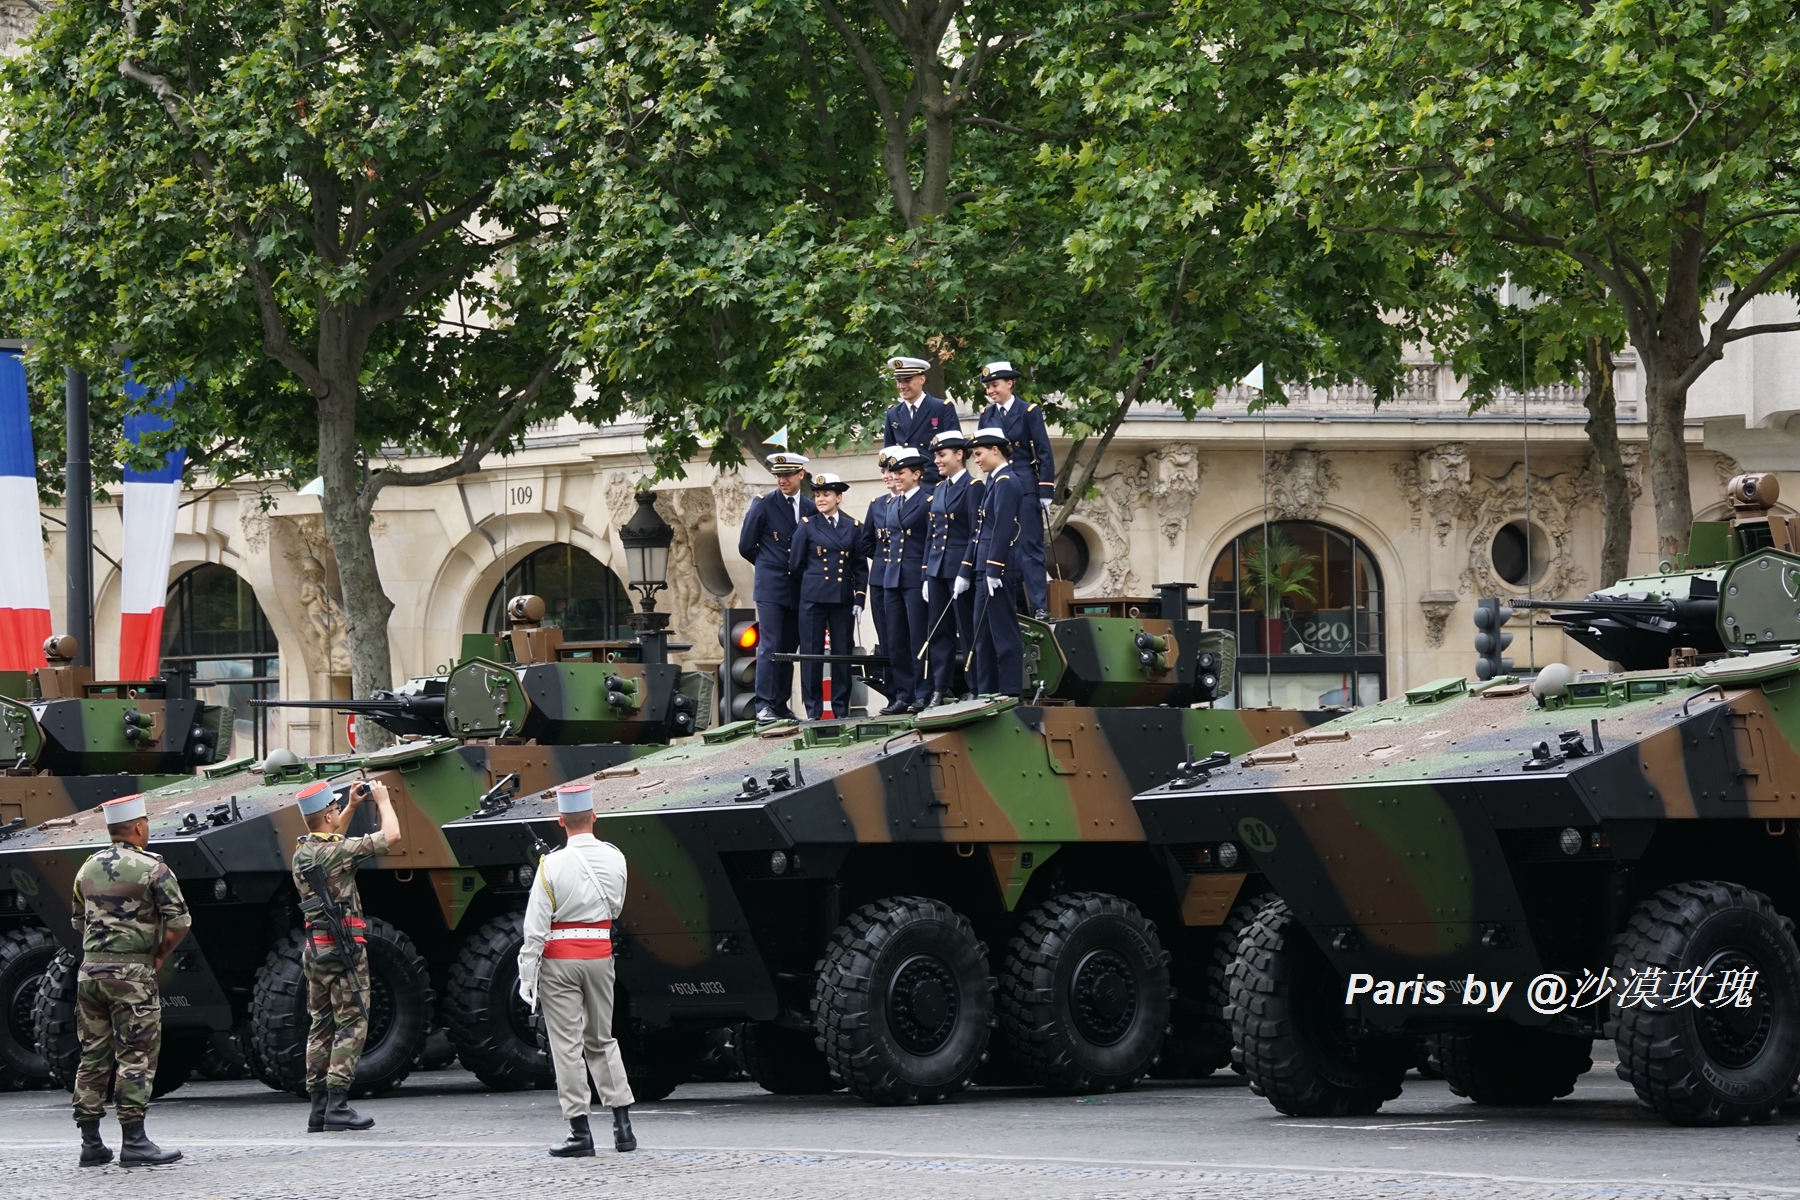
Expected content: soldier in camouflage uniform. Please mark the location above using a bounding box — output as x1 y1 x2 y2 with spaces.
291 777 400 1132
70 793 189 1167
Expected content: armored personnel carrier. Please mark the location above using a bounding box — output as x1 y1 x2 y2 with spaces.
0 635 237 1091
1133 476 1800 1126
443 587 1335 1104
3 598 714 1100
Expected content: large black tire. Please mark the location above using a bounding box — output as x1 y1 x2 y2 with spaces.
814 895 994 1105
999 891 1170 1094
415 1029 458 1072
443 913 551 1090
1612 881 1800 1125
250 918 433 1099
30 949 80 1091
740 1021 839 1094
28 948 206 1098
618 1025 704 1102
1431 1026 1592 1104
0 926 58 1090
1229 897 1408 1116
1153 898 1262 1079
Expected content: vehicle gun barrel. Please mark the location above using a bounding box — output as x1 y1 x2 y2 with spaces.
250 695 448 738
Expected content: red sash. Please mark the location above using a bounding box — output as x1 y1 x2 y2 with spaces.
544 920 612 960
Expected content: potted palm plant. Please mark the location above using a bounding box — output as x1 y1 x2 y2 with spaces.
1239 530 1320 653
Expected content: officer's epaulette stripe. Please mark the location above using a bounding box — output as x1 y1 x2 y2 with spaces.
801 516 810 523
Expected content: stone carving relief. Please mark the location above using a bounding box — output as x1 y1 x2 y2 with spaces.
712 471 758 528
1392 444 1473 545
656 487 724 665
1713 452 1744 488
1456 459 1596 600
1418 592 1459 649
281 515 351 676
1074 458 1151 595
1263 449 1338 520
1145 444 1203 545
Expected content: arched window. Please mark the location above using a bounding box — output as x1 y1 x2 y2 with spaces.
1207 521 1385 709
482 544 632 643
162 564 280 760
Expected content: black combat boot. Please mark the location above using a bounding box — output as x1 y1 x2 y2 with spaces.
307 1091 328 1132
925 691 943 708
118 1118 181 1166
77 1118 111 1167
613 1106 637 1152
549 1114 595 1158
878 700 906 715
322 1090 374 1131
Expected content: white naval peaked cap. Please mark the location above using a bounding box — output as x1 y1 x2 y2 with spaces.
766 452 809 474
811 472 850 492
557 782 596 814
969 426 1011 448
980 360 1021 381
101 794 147 824
296 781 335 816
887 446 924 466
888 356 931 377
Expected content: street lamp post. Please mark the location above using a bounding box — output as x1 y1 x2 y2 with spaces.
618 491 674 665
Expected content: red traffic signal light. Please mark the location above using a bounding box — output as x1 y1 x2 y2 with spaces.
733 622 759 651
718 610 759 722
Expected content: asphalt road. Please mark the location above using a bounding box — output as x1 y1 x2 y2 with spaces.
5 1042 1800 1200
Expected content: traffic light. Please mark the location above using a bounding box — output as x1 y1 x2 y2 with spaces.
718 609 759 723
1473 597 1515 680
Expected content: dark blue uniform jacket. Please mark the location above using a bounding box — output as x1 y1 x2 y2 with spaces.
788 513 869 607
737 488 817 605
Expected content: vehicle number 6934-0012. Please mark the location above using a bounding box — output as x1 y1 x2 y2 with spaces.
668 981 726 995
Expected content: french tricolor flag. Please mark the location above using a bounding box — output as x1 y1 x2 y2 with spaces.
118 377 187 681
0 352 51 670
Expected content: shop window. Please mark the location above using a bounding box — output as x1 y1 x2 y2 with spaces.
482 544 632 643
1207 521 1385 709
162 564 279 760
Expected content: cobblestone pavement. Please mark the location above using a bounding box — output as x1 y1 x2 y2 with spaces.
5 1045 1800 1200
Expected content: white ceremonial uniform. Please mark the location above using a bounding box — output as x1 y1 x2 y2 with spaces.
518 832 634 1117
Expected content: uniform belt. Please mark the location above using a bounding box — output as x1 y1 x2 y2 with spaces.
81 952 155 966
545 920 612 960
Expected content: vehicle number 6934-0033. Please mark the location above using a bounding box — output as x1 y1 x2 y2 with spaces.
668 981 726 996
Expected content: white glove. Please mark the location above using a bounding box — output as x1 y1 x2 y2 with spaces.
987 576 1002 596
922 580 931 602
1040 497 1053 512
517 975 538 1011
953 576 971 598
852 605 862 623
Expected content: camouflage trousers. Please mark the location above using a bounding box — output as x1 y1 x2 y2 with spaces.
304 957 370 1093
71 961 161 1123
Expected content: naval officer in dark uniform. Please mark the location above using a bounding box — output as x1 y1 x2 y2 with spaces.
879 446 931 712
788 473 867 720
922 430 977 705
859 450 900 706
882 356 961 485
959 428 1026 697
976 361 1054 620
736 452 816 723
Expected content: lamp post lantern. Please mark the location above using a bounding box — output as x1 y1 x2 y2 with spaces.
618 491 674 662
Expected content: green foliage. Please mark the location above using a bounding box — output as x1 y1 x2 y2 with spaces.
1239 528 1317 614
0 0 594 490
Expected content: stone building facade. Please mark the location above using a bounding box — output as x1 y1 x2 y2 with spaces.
27 352 1765 761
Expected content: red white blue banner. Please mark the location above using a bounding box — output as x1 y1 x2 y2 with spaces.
118 377 186 680
0 352 50 670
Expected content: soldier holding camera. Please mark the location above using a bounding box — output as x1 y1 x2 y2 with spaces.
291 777 402 1133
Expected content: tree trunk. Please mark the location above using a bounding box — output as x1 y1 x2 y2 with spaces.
313 313 397 743
1581 337 1632 587
1638 350 1694 564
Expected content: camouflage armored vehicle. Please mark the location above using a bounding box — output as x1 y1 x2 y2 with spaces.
1133 477 1800 1126
443 587 1336 1104
0 636 237 1091
3 598 713 1100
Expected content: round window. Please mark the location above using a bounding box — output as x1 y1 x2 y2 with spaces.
1491 521 1550 587
1050 528 1092 586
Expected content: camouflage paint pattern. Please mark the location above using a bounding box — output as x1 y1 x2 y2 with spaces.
1132 645 1800 1029
441 630 1325 1029
72 841 190 958
72 962 162 1121
305 958 371 1092
442 659 711 743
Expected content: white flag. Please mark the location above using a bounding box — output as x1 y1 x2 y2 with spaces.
1240 364 1264 391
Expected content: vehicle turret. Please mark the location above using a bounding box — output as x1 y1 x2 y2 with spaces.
1518 473 1794 668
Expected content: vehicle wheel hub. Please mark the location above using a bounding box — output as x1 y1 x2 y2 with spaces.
1071 948 1137 1046
887 953 959 1055
1695 947 1774 1069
